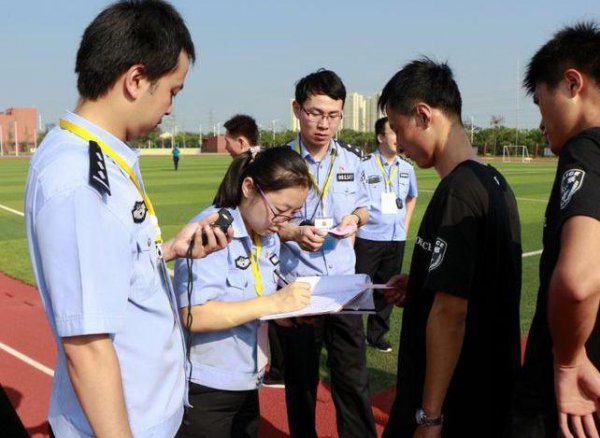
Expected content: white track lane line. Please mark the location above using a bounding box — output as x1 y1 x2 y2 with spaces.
0 341 54 377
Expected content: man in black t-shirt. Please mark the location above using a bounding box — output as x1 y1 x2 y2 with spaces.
510 23 600 438
378 59 522 437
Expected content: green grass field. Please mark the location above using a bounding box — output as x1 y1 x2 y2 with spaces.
0 155 556 392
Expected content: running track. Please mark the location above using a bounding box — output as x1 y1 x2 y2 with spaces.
0 272 395 437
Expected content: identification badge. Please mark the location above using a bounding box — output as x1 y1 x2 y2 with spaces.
382 192 399 214
314 217 334 231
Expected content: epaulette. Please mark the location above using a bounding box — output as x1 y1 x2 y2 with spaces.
89 140 111 196
399 155 414 166
337 140 364 158
361 154 373 162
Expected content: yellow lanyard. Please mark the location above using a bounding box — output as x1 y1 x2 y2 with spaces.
59 118 163 243
294 137 337 216
248 233 264 296
374 153 398 193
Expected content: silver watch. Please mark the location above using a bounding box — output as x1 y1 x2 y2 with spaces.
416 408 444 426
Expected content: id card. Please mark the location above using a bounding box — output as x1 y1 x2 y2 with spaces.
381 192 399 215
314 217 334 231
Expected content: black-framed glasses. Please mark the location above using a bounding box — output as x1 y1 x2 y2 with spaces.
256 185 295 224
301 106 343 124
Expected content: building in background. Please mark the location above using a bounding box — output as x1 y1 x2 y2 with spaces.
202 135 227 153
0 107 38 154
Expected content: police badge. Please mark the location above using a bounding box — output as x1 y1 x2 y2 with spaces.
560 169 585 210
131 200 147 223
235 256 251 270
429 238 447 271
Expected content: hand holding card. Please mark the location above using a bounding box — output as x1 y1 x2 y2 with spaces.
328 223 357 239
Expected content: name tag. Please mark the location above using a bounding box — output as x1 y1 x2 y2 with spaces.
336 173 354 182
381 192 399 215
400 173 409 178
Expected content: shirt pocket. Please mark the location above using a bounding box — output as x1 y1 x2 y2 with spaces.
130 230 160 302
225 271 250 300
332 182 357 219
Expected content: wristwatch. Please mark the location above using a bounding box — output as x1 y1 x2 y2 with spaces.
415 408 444 426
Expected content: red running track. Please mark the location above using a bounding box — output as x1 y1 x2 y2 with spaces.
0 273 395 437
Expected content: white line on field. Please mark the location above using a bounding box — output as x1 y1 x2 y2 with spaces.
523 249 543 258
0 203 24 217
0 341 54 377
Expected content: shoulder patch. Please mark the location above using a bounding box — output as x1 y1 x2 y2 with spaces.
429 238 447 271
131 201 147 224
89 141 111 196
560 169 585 209
361 154 373 161
337 140 364 158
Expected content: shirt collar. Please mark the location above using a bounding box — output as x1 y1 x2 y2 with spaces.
62 111 139 169
230 207 250 240
297 135 336 163
376 148 400 167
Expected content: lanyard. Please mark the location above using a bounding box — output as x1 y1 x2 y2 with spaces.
374 152 398 194
59 118 163 244
243 233 264 296
294 136 337 218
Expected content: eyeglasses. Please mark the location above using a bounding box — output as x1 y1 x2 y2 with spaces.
301 106 343 124
256 185 295 224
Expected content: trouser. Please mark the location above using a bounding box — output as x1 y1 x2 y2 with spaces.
277 314 376 438
0 385 28 438
354 238 405 344
267 320 285 379
177 383 259 438
173 156 180 170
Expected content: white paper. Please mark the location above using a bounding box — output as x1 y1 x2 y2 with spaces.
381 191 399 215
261 274 376 320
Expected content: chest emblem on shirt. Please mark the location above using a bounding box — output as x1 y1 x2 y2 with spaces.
560 169 585 210
131 200 147 223
429 238 447 271
337 172 354 182
269 254 280 266
235 256 251 270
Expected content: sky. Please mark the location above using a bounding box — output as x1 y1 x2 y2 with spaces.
1 0 599 134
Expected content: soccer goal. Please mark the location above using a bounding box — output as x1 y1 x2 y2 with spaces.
502 145 531 163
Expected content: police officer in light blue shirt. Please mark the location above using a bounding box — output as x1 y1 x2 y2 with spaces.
276 69 376 438
24 3 230 436
174 147 312 438
356 117 418 353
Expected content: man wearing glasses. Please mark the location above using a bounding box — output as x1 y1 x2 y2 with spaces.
276 69 376 438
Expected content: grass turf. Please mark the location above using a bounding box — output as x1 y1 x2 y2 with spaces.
0 154 556 392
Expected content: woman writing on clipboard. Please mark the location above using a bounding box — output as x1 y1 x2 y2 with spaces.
174 146 312 438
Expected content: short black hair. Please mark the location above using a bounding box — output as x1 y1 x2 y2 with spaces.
375 117 388 142
378 57 462 122
524 21 600 95
223 114 259 146
76 0 195 100
294 69 346 106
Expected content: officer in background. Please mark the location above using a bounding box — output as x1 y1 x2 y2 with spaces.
276 68 376 438
172 144 181 170
356 117 418 353
24 2 231 436
224 114 260 158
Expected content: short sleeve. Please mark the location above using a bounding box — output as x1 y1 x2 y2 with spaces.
423 194 479 300
354 164 369 210
35 186 131 337
174 245 229 308
408 166 418 198
557 134 600 225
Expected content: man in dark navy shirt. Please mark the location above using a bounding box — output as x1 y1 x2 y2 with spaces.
379 58 522 438
510 22 600 438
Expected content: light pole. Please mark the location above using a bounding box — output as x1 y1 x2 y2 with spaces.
271 119 279 147
470 115 474 145
12 121 19 157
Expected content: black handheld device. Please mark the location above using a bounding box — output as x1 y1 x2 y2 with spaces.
201 208 234 245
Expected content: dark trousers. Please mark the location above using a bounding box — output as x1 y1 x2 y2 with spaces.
177 383 259 438
0 385 28 438
355 238 405 344
173 156 180 170
267 320 285 378
277 314 376 438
